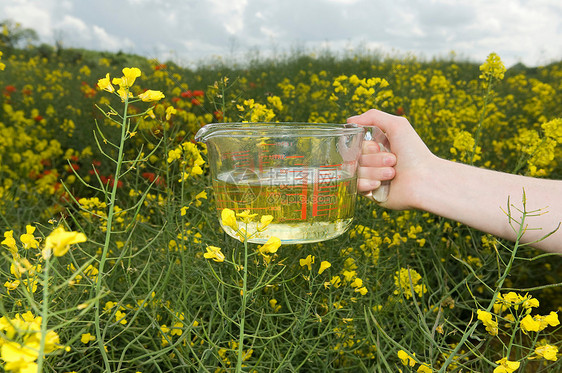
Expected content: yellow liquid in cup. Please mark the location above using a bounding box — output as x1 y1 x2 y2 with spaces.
212 168 357 243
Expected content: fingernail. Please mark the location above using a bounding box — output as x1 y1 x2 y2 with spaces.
383 156 395 166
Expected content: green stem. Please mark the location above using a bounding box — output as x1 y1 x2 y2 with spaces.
236 234 249 372
94 94 130 370
439 207 526 372
36 256 50 372
471 77 493 165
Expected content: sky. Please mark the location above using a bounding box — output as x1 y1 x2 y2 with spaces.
1 0 562 68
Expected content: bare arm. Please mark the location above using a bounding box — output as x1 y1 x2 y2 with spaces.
349 109 562 253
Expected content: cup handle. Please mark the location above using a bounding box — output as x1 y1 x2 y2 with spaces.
362 126 391 203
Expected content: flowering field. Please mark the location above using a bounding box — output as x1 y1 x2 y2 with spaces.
0 44 561 372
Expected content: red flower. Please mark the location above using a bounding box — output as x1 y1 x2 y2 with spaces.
192 90 204 97
181 90 193 98
100 175 122 188
396 107 405 116
4 85 16 93
154 64 167 70
34 115 43 122
191 98 201 106
22 88 32 95
172 97 181 103
142 172 165 186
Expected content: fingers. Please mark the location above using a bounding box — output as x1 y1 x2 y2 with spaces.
358 178 380 193
360 140 396 167
358 164 395 180
347 109 402 134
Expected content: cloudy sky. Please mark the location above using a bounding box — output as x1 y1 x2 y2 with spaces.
2 0 562 68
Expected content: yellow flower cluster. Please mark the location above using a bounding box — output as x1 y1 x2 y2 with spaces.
393 267 427 299
479 52 506 81
0 311 63 373
0 50 5 71
167 141 206 182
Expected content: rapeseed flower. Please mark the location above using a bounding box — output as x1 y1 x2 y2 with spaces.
477 309 498 336
165 105 176 119
0 50 5 70
97 73 115 93
138 89 165 102
1 230 17 252
257 215 273 231
221 208 238 230
81 333 95 344
112 67 141 88
43 227 87 258
203 246 225 263
19 225 39 249
520 314 540 333
479 52 506 81
532 343 558 361
393 267 427 299
542 117 562 142
299 255 314 270
259 236 281 255
236 210 258 223
493 357 520 373
397 349 416 367
318 261 331 274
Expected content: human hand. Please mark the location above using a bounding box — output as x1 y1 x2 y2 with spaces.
348 109 436 210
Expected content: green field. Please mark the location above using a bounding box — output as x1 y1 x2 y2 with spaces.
0 40 561 372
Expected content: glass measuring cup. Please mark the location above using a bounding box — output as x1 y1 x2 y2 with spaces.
195 122 390 244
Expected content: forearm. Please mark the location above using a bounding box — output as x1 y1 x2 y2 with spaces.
410 157 562 253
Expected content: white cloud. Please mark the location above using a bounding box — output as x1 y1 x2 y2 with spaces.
0 0 560 67
209 0 248 35
3 0 54 38
91 25 135 51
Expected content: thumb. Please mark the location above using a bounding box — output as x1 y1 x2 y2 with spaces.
347 109 401 134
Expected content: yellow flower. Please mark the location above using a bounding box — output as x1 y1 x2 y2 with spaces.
0 50 5 70
318 261 331 274
479 52 506 81
258 215 274 231
299 255 315 270
116 86 133 101
355 286 368 295
417 363 433 373
80 333 95 344
43 227 87 258
520 314 541 333
138 89 165 102
115 310 127 325
477 309 498 336
20 225 39 249
533 344 558 361
236 210 258 224
397 349 416 367
350 277 363 288
1 230 17 252
542 118 562 142
221 208 238 230
493 357 520 373
112 67 141 88
536 311 560 331
259 236 281 255
165 105 177 120
203 246 225 263
1 341 39 372
330 276 341 288
97 73 115 93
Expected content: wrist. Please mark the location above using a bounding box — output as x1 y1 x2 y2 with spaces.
407 154 447 212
